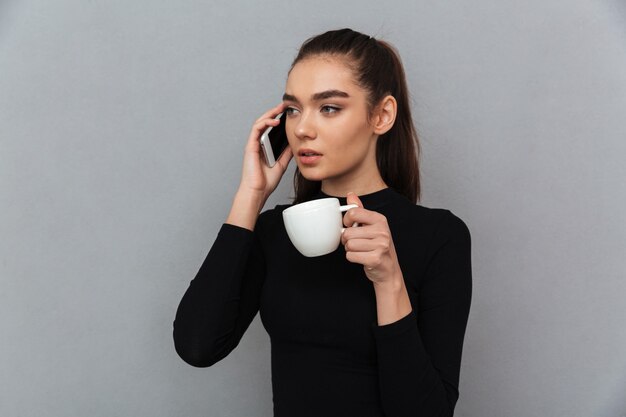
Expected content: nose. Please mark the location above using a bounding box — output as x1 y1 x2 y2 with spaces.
293 112 316 141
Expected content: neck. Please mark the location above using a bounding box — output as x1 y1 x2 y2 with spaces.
321 178 388 197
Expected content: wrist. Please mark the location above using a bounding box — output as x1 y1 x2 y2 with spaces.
225 189 267 231
372 271 405 294
373 272 412 326
235 187 266 208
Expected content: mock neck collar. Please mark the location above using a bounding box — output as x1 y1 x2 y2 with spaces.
311 187 398 210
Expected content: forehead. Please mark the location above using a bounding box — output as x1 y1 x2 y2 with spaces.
285 56 363 98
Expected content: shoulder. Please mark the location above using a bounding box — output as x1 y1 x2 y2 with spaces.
413 205 471 252
253 202 293 239
391 199 471 261
411 205 472 275
258 202 292 222
381 196 472 290
420 206 470 242
389 193 470 239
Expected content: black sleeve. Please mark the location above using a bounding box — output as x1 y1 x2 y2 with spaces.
173 217 267 368
371 210 472 416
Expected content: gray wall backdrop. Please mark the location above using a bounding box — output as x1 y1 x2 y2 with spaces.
1 0 625 416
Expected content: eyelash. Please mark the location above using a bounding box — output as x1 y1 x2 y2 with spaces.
285 105 341 116
321 105 340 114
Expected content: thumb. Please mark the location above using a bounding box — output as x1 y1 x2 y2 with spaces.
346 192 363 208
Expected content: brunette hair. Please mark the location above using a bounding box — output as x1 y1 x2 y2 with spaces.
289 28 421 204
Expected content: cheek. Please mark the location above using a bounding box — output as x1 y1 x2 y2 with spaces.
325 138 370 171
286 134 295 149
335 125 372 157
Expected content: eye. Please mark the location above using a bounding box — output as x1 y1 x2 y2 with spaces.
284 107 299 116
321 105 340 114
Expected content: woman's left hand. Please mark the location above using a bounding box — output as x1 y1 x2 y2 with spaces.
341 192 403 287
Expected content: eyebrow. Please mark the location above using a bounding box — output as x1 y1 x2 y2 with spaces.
282 89 350 104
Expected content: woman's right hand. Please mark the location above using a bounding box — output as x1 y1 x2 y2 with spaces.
238 103 294 201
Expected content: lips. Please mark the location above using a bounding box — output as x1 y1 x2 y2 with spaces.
298 148 323 165
298 148 322 156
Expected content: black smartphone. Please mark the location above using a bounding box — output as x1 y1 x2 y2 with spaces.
260 112 288 167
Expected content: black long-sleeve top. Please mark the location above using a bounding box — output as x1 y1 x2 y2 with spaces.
173 187 472 416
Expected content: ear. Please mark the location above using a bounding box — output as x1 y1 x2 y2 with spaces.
372 95 397 136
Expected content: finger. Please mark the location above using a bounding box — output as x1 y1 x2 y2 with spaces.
344 251 375 268
344 192 363 228
343 237 376 253
343 207 359 228
346 192 363 208
255 103 285 124
340 224 375 244
275 146 293 169
342 210 359 228
254 103 283 123
253 116 280 133
342 207 382 228
245 117 282 151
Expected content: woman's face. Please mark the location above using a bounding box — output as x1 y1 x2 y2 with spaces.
283 56 382 190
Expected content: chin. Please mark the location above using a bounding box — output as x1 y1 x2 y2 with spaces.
297 167 327 182
299 172 326 182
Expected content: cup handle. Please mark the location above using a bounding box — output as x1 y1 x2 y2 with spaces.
339 204 359 232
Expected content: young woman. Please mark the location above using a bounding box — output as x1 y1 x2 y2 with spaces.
174 28 472 417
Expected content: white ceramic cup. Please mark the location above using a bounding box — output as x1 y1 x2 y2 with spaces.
282 198 359 257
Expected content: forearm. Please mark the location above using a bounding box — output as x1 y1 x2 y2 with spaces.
372 311 455 417
173 223 263 367
371 278 457 417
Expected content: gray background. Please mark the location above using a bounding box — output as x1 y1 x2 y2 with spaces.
1 0 625 416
